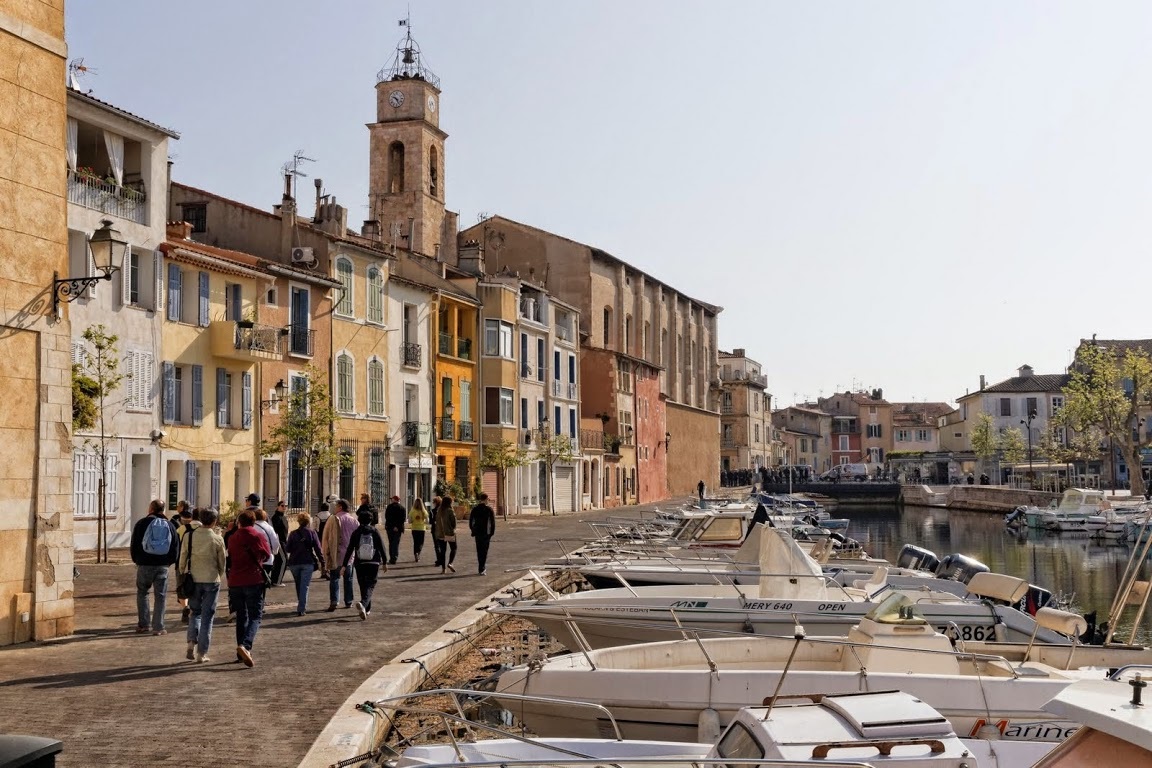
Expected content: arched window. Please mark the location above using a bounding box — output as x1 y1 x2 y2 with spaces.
367 357 385 416
625 314 632 352
367 266 383 324
336 352 354 413
603 307 612 348
643 321 651 359
335 257 354 317
429 144 439 198
388 141 405 194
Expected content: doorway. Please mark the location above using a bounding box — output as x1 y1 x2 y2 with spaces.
262 460 279 511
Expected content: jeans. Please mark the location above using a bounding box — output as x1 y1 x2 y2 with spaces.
328 567 354 606
230 584 265 650
386 530 403 564
434 538 457 568
354 563 380 612
271 552 287 585
186 582 220 656
135 565 169 631
474 535 492 572
411 530 425 559
289 564 315 614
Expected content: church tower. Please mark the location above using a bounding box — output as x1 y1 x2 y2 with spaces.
367 23 448 257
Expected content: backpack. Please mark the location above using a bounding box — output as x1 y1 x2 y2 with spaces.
356 529 376 562
143 516 173 557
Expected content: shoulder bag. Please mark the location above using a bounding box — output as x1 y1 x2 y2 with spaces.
177 529 195 599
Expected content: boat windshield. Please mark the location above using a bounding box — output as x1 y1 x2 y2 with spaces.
715 721 765 766
864 592 923 623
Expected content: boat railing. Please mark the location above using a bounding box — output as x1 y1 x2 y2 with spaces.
1108 665 1152 680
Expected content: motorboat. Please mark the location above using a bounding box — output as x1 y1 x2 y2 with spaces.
492 594 1089 745
1007 489 1110 531
1030 675 1152 765
492 528 1073 650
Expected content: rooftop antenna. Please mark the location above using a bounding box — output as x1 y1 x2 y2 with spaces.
281 150 315 200
67 58 96 91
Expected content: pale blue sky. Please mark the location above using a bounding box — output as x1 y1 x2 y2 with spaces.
65 2 1152 405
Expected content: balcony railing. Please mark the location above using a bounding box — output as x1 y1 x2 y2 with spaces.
556 325 574 343
438 332 453 356
721 403 734 414
567 382 578 400
581 429 604 451
552 380 562 397
456 338 472 360
437 417 456 441
401 341 422 367
437 334 473 360
721 437 737 449
287 325 314 357
67 170 147 224
403 421 430 448
236 323 282 356
459 421 475 442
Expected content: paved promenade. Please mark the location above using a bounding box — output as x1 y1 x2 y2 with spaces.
0 506 666 767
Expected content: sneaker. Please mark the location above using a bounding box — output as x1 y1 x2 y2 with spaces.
152 629 167 636
446 563 455 573
355 602 367 620
135 626 149 634
186 641 196 660
480 570 487 576
326 603 337 613
237 645 254 667
195 653 210 664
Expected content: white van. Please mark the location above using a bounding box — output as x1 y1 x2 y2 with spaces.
820 463 871 482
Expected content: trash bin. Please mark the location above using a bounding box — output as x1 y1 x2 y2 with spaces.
0 735 63 768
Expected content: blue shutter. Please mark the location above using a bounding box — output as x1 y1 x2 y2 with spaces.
216 367 226 427
185 462 198 506
210 461 221 508
191 365 203 425
161 361 175 424
166 264 181 321
198 271 209 327
242 372 252 429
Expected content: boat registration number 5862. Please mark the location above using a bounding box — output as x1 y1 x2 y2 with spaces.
935 624 995 641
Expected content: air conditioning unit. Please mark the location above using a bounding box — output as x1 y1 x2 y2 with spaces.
290 246 317 269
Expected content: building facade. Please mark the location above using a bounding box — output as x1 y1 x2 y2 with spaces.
772 406 831 470
718 349 771 473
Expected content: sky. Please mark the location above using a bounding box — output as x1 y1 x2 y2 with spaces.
64 2 1152 406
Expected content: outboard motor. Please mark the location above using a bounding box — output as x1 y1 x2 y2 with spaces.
1004 506 1028 527
1017 584 1054 615
935 553 990 584
896 544 940 573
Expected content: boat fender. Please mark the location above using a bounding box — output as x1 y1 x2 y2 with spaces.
1035 607 1088 637
698 708 723 744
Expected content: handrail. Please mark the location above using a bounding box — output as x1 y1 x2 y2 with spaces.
1109 664 1152 680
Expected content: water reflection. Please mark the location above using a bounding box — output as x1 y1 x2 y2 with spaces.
844 504 1152 644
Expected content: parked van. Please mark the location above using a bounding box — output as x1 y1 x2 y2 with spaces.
820 463 871 482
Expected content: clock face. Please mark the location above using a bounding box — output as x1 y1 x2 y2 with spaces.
388 90 405 108
427 95 437 113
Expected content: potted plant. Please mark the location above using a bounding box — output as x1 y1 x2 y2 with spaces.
237 307 257 329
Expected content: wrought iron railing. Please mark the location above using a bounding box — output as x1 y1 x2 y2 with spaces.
401 341 422 367
67 170 147 224
437 417 456 441
235 323 282 355
721 437 737 449
552 380 562 396
287 325 314 356
567 382 578 400
581 429 604 451
438 332 453 355
402 421 422 447
459 421 474 442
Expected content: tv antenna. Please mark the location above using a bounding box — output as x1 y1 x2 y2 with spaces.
68 58 97 91
281 150 315 199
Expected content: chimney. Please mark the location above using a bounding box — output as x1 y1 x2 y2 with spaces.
279 172 297 259
166 221 193 240
457 239 485 276
979 375 985 390
733 348 746 357
1018 364 1034 378
314 178 323 219
361 220 381 240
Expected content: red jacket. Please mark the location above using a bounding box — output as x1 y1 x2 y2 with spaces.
226 525 272 587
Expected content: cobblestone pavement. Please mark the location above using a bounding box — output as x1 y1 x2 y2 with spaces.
0 504 678 767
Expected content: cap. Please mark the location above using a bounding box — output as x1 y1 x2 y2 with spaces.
245 493 260 504
391 495 400 502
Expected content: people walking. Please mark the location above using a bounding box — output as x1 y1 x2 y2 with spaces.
284 512 325 616
355 492 379 526
321 498 359 611
343 511 386 619
317 501 331 538
177 507 226 662
174 507 201 625
253 509 280 586
433 496 458 574
409 498 428 562
130 499 180 635
697 479 706 505
270 500 290 586
469 493 496 575
225 509 272 667
383 495 406 565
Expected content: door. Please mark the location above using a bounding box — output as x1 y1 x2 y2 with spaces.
130 454 151 526
262 460 280 511
553 466 575 514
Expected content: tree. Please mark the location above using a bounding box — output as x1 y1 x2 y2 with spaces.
970 413 998 477
536 432 577 515
259 365 348 512
1062 342 1152 495
1000 427 1026 466
74 325 126 563
480 439 529 520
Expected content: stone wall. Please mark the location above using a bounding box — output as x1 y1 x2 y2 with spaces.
901 484 1061 512
666 401 719 497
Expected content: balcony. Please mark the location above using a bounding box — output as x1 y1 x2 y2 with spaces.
567 382 578 400
438 332 453 356
437 334 473 360
402 421 431 448
552 380 562 397
437 417 456 440
581 429 604 452
67 170 147 225
721 403 734 415
287 325 314 357
401 341 422 368
459 421 475 442
456 338 472 360
721 437 737 449
556 324 574 343
209 321 282 362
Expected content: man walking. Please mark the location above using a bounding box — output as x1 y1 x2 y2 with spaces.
270 499 290 585
697 479 706 506
130 499 179 635
355 492 379 526
174 507 200 625
321 498 359 611
469 493 496 576
225 509 272 667
383 495 406 565
343 511 386 619
178 507 226 662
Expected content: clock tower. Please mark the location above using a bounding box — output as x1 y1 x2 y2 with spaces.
368 25 448 256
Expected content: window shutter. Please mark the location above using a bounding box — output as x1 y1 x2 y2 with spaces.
161 361 175 424
210 461 221 508
153 250 163 312
198 271 210 327
242 371 252 429
167 264 181 321
191 365 203 425
121 247 132 307
877 424 882 438
216 367 226 427
485 387 499 424
185 461 197 506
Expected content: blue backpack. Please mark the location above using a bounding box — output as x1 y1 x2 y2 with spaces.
142 516 173 556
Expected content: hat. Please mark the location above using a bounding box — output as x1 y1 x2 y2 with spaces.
245 493 260 504
391 495 400 502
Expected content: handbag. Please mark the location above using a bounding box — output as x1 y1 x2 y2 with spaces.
442 534 456 543
177 529 195 599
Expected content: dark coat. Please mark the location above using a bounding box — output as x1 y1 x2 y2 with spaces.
356 502 379 526
270 510 289 548
384 502 407 533
469 503 496 538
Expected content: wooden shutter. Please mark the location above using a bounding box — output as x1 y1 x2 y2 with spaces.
242 371 252 429
210 461 221 508
191 365 204 425
198 271 210 327
185 462 198 506
167 264 181 321
485 387 499 425
216 367 226 427
161 361 175 424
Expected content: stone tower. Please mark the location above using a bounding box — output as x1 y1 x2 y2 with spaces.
368 23 447 257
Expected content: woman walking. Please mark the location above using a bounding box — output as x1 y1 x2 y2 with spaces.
225 509 272 667
343 511 386 620
433 496 458 574
409 498 428 562
177 507 226 662
284 512 325 616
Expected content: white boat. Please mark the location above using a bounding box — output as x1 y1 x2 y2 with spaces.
493 528 1072 650
492 594 1089 746
1031 675 1152 765
1014 489 1110 530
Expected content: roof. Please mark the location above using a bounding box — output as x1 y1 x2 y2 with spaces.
391 251 478 305
1080 338 1152 359
891 402 955 427
776 405 830 417
977 373 1071 395
68 88 180 139
162 236 342 288
468 215 723 316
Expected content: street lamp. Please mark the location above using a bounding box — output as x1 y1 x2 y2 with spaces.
443 401 455 419
1020 408 1037 488
260 379 288 410
53 219 128 317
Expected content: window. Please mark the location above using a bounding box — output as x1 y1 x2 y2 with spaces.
554 405 561 434
335 258 354 316
603 307 611 347
618 358 633 394
163 362 203 426
537 399 545 428
625 314 632 351
224 283 243 322
800 438 808 453
265 286 278 306
337 353 354 412
553 349 561 380
1025 397 1038 418
460 381 471 426
916 429 930 442
520 333 530 377
388 141 405 193
838 435 849 451
72 451 119 519
999 398 1012 417
367 266 383 324
127 251 141 305
124 350 154 412
1051 396 1064 414
367 358 384 416
536 338 545 380
429 144 439 198
569 407 577 438
339 449 355 501
289 286 312 356
568 354 576 384
441 376 453 415
521 397 528 429
484 387 514 426
896 429 910 442
754 424 760 442
216 368 232 428
402 303 416 343
181 203 207 233
753 396 759 413
483 319 514 358
866 424 883 438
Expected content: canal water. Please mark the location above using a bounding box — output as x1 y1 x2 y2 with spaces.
843 504 1152 645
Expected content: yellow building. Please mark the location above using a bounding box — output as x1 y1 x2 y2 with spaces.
434 288 480 495
159 227 269 508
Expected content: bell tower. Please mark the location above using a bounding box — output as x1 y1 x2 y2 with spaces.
367 21 448 257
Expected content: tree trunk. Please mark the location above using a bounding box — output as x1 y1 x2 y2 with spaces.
97 476 106 564
1129 445 1146 496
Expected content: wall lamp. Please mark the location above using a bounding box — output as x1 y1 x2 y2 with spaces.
664 431 672 449
261 379 288 410
53 219 127 317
